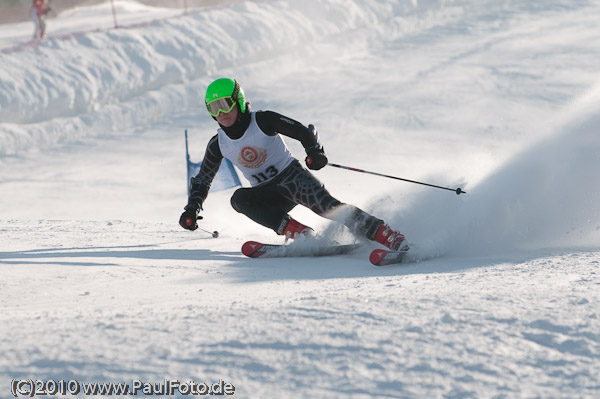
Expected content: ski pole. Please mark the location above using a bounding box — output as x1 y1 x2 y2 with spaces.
328 163 466 195
198 225 219 238
186 215 219 238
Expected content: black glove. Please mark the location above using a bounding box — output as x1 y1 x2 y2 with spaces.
179 204 202 231
305 146 328 170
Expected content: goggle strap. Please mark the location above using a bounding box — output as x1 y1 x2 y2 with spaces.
232 80 240 103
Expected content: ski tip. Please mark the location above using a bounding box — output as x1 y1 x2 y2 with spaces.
369 247 409 266
241 241 264 258
369 249 389 266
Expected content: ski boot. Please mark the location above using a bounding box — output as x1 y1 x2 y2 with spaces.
282 217 314 242
373 223 408 251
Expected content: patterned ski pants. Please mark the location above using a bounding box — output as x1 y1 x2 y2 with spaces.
230 160 382 239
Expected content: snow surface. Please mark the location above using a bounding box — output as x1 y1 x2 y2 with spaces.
1 0 600 398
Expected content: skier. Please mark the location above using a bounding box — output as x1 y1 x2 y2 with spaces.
30 0 49 39
179 78 407 251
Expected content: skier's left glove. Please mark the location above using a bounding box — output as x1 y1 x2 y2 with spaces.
179 204 202 231
305 147 328 170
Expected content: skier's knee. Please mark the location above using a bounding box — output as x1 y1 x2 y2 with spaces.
230 189 245 213
231 188 257 213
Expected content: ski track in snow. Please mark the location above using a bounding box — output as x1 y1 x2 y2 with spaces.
1 1 600 398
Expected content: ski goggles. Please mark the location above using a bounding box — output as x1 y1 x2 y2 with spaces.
206 97 236 117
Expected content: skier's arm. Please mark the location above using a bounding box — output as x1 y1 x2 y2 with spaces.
255 110 317 147
180 135 223 230
255 110 327 170
189 134 223 209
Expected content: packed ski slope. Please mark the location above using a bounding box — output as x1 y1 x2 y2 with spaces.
1 0 600 398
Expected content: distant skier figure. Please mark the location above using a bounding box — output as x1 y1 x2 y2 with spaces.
30 0 49 39
179 78 407 251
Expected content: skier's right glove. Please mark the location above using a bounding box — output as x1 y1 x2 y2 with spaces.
179 204 202 231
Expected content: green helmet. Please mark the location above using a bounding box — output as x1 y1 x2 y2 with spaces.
205 78 247 117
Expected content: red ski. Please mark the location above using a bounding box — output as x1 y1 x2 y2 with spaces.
242 240 361 259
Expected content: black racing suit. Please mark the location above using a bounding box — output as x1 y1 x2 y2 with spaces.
187 109 383 239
